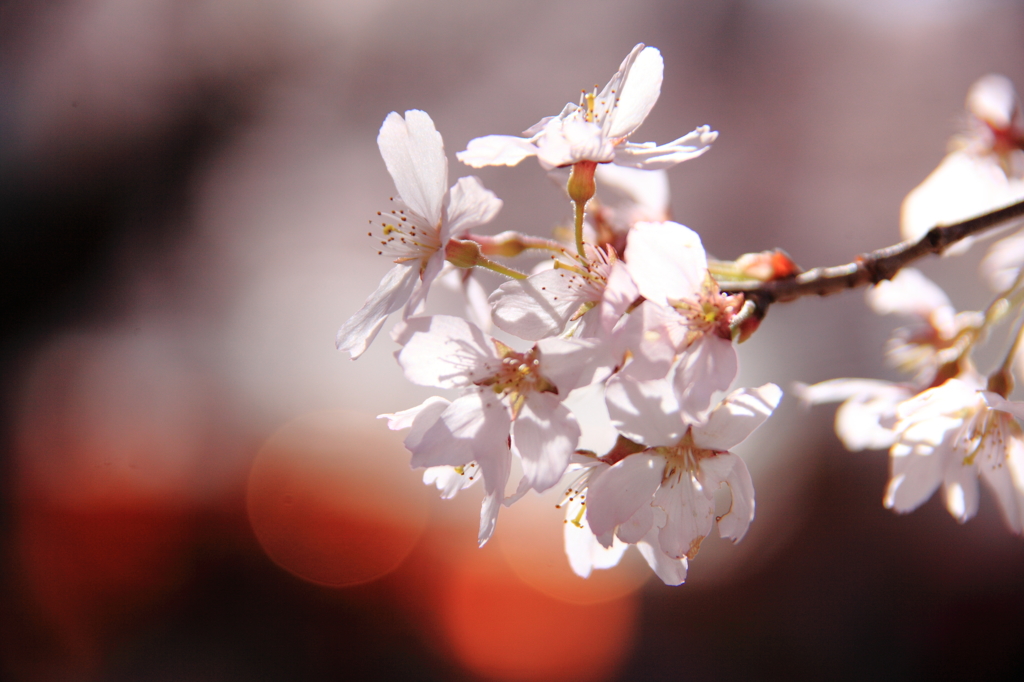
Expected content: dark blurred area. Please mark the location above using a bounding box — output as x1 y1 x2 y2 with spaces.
2 1 1024 680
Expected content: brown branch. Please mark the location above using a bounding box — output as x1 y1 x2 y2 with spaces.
719 199 1024 309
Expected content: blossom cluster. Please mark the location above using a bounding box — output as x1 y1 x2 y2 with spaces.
337 45 1024 585
802 74 1024 534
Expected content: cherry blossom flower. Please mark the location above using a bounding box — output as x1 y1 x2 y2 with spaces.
582 384 781 584
886 378 1024 533
796 378 913 452
337 110 502 358
607 221 742 423
382 315 597 545
457 44 717 171
489 242 638 341
901 75 1024 254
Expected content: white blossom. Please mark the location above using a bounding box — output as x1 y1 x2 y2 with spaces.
337 110 502 358
457 44 717 171
583 384 781 584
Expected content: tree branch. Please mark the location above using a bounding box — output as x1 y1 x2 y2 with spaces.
719 199 1024 311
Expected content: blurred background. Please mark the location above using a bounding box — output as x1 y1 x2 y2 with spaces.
2 0 1024 679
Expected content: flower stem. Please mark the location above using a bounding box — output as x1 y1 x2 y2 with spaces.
475 256 527 280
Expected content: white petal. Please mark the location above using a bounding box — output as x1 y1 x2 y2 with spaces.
833 384 912 452
605 373 683 446
654 472 715 560
336 263 419 358
457 134 538 168
866 268 952 319
673 335 739 419
692 383 782 452
535 336 603 395
586 453 665 538
606 46 663 139
489 268 583 340
613 127 718 170
380 395 450 433
979 434 1024 534
702 453 756 543
396 315 497 388
408 392 509 470
624 221 707 304
600 261 640 333
900 151 1024 249
445 176 503 238
477 438 512 547
637 535 688 586
884 437 950 514
377 110 447 227
424 462 481 500
942 460 980 524
511 396 579 493
614 501 655 544
403 249 446 318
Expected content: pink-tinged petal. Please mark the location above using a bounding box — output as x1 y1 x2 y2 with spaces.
380 395 450 434
605 46 663 139
613 127 718 170
614 502 654 544
490 268 583 340
605 373 683 446
901 150 1024 251
942 460 980 524
624 221 707 304
600 261 640 332
512 396 579 493
586 453 665 538
884 436 951 514
796 378 912 451
833 384 911 452
476 430 512 547
692 383 782 452
445 176 503 238
562 471 629 577
377 110 447 226
673 335 739 419
457 134 538 168
535 337 603 394
423 462 481 500
637 535 688 586
536 117 613 168
979 434 1024 534
654 472 715 560
866 268 952 319
594 164 670 227
702 453 756 543
396 315 497 388
985 392 1024 421
336 262 419 359
404 249 446 318
408 392 509 470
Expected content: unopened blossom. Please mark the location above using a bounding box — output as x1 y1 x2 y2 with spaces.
337 110 502 358
886 377 1024 533
608 221 742 422
382 315 597 545
582 384 781 585
901 75 1024 253
457 44 717 172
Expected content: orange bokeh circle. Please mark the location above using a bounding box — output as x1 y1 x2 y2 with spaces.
247 408 430 587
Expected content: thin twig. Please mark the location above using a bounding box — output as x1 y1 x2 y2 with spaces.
719 199 1024 309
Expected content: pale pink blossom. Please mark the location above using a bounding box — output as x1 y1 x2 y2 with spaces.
337 110 502 358
457 44 716 171
885 378 1024 533
382 315 597 545
583 384 781 584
